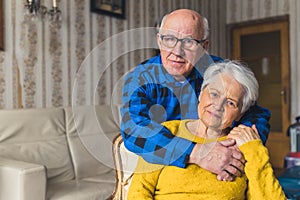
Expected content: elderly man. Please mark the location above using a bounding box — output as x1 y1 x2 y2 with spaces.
120 9 270 181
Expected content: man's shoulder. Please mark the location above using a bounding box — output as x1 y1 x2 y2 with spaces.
210 55 223 62
125 55 164 81
193 54 223 77
140 55 162 64
137 55 162 71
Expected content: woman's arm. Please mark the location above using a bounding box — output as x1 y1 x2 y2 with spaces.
127 158 163 200
228 125 286 199
240 140 286 200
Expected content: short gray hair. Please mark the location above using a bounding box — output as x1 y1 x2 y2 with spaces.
202 17 209 40
201 61 258 113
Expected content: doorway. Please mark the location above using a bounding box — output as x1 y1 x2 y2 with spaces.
228 16 290 168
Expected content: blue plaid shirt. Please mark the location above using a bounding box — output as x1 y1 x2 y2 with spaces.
120 55 270 168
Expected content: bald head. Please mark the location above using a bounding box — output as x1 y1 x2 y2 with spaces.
159 9 209 40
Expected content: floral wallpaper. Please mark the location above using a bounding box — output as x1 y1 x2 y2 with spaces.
2 0 299 116
1 0 227 109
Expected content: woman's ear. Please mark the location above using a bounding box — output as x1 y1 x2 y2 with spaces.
198 91 203 102
235 113 244 121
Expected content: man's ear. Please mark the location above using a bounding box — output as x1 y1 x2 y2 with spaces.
202 40 209 51
157 34 162 49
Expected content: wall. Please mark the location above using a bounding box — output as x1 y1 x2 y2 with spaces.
226 0 300 122
0 0 226 109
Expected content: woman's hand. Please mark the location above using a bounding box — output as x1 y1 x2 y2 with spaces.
227 124 260 147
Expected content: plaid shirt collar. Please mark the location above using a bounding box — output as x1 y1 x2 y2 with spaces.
148 55 202 85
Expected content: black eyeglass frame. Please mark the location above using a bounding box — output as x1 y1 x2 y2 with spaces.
159 34 207 49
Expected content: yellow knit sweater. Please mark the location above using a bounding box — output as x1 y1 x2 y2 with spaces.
127 120 286 200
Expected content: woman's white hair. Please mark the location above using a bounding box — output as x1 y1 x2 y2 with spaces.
201 61 259 113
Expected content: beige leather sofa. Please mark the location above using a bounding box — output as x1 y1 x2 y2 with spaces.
0 105 121 200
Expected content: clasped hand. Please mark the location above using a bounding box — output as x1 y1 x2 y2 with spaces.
190 125 259 181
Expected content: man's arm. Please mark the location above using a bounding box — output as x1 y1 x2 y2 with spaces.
120 73 194 168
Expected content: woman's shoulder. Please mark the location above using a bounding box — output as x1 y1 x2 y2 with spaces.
162 120 182 132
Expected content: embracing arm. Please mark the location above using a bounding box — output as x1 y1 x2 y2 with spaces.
120 74 194 168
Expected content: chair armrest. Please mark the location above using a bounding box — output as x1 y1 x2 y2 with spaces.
0 157 46 200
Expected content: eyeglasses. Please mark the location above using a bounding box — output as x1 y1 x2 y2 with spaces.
159 34 206 50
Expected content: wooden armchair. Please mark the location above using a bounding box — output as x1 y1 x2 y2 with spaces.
110 134 138 200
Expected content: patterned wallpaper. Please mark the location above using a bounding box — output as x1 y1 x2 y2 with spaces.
0 0 227 109
4 0 300 118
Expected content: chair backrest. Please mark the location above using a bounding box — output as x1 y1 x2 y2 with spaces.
64 105 121 180
111 134 138 200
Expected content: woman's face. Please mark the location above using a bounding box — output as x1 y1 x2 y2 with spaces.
198 74 244 131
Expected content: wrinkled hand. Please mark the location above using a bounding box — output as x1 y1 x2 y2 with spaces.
189 138 245 181
227 124 260 147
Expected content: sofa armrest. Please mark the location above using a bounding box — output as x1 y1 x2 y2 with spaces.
0 157 46 200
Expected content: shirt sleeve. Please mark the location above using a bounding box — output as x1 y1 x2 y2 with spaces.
120 70 194 168
233 103 271 144
240 140 286 200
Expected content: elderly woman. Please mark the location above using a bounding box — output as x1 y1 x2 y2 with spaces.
127 61 286 200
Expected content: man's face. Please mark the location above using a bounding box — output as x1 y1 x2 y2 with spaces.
198 74 244 131
157 12 208 81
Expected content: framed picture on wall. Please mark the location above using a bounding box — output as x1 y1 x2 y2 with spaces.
91 0 126 19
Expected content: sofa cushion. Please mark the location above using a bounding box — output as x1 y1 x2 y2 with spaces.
64 105 120 179
47 180 115 200
82 170 115 183
0 107 74 184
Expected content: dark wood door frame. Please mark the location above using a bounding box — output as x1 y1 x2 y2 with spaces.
226 15 291 168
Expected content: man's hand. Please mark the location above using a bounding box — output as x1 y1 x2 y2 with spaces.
188 138 245 181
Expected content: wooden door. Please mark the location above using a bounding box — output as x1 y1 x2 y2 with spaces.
229 17 290 168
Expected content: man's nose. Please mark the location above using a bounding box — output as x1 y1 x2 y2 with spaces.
172 41 185 56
